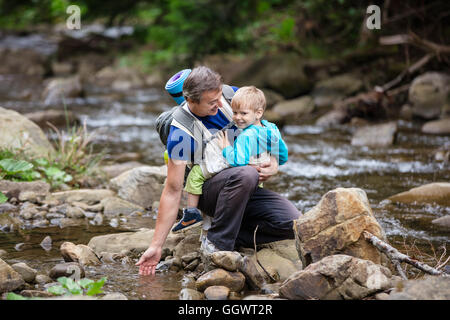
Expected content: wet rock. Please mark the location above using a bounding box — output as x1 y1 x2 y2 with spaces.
388 276 450 300
311 73 363 108
0 180 50 200
42 76 83 106
0 212 21 232
32 219 50 228
351 122 397 147
0 203 17 214
375 292 390 300
35 274 52 285
211 251 242 272
60 242 102 266
24 109 78 129
204 285 230 300
242 294 283 300
46 212 65 219
100 161 145 179
251 248 300 282
237 255 266 291
88 228 182 255
19 202 39 220
181 252 200 264
45 189 115 205
101 196 145 217
431 215 450 229
315 109 348 126
409 72 450 119
58 218 85 228
184 259 200 271
0 258 25 293
271 96 315 121
259 239 300 263
39 236 52 251
196 268 246 292
11 262 37 283
173 233 201 260
279 254 395 300
109 165 167 208
20 290 54 298
66 206 86 219
421 118 450 135
294 187 389 268
49 262 85 280
91 213 104 225
100 292 128 300
179 288 204 300
0 250 6 258
388 182 450 206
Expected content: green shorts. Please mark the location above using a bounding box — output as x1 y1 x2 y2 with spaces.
184 165 206 195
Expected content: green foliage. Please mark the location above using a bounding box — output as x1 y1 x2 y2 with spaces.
6 276 108 300
0 192 7 204
48 276 107 296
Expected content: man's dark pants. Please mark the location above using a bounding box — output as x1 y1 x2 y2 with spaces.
198 166 301 251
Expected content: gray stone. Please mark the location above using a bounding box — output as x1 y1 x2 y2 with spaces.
388 182 450 206
11 262 37 283
351 122 397 147
101 196 145 217
0 258 25 293
179 288 204 300
109 165 167 208
388 276 450 300
271 96 315 121
432 215 450 229
49 262 85 280
204 285 230 300
409 72 450 119
196 268 246 292
312 73 363 107
60 242 102 266
0 107 55 158
35 274 52 285
279 255 394 300
45 189 115 205
422 118 450 135
211 251 243 272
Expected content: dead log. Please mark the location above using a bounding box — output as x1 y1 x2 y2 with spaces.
363 231 449 278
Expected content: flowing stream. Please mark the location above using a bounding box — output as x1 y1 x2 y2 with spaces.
0 72 449 300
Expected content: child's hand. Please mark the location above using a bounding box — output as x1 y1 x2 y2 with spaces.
217 130 230 150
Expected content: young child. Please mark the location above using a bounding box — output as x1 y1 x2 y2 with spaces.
171 86 288 233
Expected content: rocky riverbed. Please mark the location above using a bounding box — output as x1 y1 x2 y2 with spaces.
0 27 449 300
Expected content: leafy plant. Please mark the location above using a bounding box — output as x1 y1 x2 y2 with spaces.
0 192 7 204
47 276 107 297
6 276 108 300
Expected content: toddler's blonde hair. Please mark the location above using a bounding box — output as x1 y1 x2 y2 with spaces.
231 86 266 112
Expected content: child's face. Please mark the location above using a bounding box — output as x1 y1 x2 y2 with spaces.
232 104 263 129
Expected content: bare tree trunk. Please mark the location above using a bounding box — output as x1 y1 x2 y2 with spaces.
363 231 449 278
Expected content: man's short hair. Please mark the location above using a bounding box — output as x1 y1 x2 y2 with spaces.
182 66 223 103
231 86 266 112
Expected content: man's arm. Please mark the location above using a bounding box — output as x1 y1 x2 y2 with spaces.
136 158 186 275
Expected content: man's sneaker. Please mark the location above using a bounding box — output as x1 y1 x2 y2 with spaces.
200 236 220 272
171 207 203 233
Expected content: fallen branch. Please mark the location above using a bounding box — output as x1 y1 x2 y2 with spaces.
363 231 449 278
253 225 277 282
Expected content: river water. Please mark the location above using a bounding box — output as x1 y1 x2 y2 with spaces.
0 74 449 300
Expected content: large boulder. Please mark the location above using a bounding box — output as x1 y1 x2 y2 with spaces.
271 96 315 121
279 254 396 300
0 258 25 293
60 242 102 266
421 118 450 135
388 276 450 300
196 268 246 292
0 107 55 158
409 72 450 119
0 180 50 202
100 196 145 217
109 166 167 209
231 53 312 99
351 122 397 147
387 182 450 206
45 189 115 205
311 73 364 108
294 188 389 268
87 228 183 255
250 248 300 282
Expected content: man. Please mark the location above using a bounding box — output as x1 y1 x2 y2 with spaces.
136 66 300 276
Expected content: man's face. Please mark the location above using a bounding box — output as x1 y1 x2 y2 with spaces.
189 89 223 117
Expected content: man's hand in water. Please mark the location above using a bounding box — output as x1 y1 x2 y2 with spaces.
255 157 278 182
135 246 162 276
